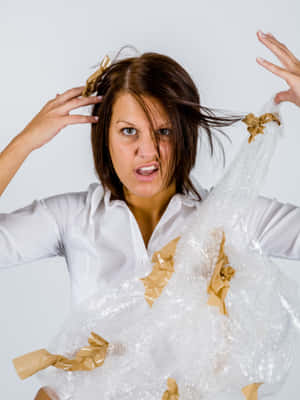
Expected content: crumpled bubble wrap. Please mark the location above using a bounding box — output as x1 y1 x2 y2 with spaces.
35 95 300 400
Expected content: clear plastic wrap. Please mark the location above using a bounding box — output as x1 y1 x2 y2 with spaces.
22 95 300 399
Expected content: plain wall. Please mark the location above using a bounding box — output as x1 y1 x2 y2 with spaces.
0 0 300 398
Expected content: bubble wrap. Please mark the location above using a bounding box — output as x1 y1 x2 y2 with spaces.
35 95 300 399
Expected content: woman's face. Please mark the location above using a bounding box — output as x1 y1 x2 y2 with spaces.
108 92 174 199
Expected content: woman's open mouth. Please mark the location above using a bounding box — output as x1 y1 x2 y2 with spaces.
135 166 159 182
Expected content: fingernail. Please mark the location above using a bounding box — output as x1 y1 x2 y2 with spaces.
97 95 103 99
94 116 99 120
257 57 266 63
258 30 266 38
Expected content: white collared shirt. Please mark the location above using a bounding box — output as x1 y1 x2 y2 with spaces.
1 177 300 307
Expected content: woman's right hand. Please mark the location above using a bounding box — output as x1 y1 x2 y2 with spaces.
18 86 102 151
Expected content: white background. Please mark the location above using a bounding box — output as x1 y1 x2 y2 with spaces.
0 0 300 398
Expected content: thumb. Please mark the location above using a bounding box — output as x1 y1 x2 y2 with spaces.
274 89 293 104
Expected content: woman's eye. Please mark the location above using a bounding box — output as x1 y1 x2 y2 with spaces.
120 127 171 136
158 128 171 136
121 127 137 136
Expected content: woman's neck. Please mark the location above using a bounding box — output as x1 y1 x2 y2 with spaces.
124 180 176 225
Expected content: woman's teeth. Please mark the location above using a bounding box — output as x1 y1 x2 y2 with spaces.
137 166 158 175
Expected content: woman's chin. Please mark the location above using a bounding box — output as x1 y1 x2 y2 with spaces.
127 182 163 199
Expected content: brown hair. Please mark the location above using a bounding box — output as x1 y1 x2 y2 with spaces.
90 45 246 202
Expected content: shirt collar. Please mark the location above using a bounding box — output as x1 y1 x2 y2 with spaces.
103 185 201 210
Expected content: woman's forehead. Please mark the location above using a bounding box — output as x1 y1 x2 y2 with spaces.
111 92 171 126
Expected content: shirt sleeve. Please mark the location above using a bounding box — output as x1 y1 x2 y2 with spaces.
0 189 88 269
245 195 300 260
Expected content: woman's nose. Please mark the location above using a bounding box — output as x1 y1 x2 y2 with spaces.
137 132 158 156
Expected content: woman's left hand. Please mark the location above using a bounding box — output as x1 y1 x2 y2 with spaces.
256 30 300 107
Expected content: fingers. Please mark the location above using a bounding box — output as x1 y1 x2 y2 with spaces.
45 86 86 110
59 94 103 114
266 32 300 66
274 89 295 105
259 32 292 58
54 86 86 104
256 31 299 73
63 114 99 125
256 56 295 84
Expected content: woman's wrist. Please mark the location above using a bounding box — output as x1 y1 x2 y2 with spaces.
12 131 37 155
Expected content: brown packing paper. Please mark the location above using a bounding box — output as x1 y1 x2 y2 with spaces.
140 236 181 307
242 382 264 400
160 378 263 400
12 331 109 380
34 386 59 400
205 232 264 397
242 112 281 143
162 377 179 400
81 54 111 97
13 230 264 396
207 231 235 316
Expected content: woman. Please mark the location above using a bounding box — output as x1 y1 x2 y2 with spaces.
1 31 299 399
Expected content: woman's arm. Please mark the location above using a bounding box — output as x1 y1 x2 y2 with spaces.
0 86 102 197
204 185 300 260
0 134 34 196
245 194 300 260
